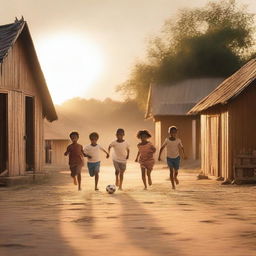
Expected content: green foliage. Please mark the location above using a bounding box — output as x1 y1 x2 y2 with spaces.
118 0 255 107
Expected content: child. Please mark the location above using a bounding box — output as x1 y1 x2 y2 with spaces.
64 131 88 191
108 128 129 190
84 132 109 191
135 130 156 190
158 126 185 190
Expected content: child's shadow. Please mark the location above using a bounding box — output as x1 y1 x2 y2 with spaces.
116 194 182 255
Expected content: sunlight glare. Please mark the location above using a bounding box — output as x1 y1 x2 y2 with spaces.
36 34 104 104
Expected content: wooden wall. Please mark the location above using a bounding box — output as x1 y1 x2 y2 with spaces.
0 36 44 176
200 108 231 179
229 83 256 156
154 115 200 159
200 84 256 180
44 140 69 167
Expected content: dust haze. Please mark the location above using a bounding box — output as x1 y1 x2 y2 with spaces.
45 98 154 162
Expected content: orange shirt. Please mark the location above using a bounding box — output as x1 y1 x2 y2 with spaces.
66 143 84 166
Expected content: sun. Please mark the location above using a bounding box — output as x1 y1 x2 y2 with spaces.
36 34 104 104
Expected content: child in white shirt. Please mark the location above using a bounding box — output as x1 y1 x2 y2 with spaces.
158 126 185 190
84 132 109 191
108 128 129 190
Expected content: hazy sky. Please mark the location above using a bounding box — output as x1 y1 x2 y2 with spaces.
1 0 255 104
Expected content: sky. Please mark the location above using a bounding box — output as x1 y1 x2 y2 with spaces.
1 0 256 104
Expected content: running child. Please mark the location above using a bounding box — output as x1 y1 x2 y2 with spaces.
135 130 156 190
84 132 109 191
108 128 129 190
158 126 186 190
64 131 88 191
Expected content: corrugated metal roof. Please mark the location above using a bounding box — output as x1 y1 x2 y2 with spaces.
145 78 224 118
0 18 57 122
188 58 256 114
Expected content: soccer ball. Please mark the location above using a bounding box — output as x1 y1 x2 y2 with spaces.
106 184 116 194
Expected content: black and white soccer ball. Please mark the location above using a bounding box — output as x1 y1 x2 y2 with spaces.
106 184 116 194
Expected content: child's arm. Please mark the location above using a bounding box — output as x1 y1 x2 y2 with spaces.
158 141 167 161
135 150 140 162
83 147 92 159
64 146 70 156
83 151 92 159
126 148 130 160
151 144 156 153
178 144 186 159
100 147 110 158
108 145 112 155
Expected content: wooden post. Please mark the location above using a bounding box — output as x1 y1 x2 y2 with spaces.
192 119 196 160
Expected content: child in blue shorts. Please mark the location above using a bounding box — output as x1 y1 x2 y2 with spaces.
158 126 186 190
84 132 109 191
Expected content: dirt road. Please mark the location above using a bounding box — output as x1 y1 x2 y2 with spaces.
0 163 255 256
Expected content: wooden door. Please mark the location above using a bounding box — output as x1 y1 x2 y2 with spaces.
0 93 8 173
208 115 220 177
25 96 35 171
45 140 52 164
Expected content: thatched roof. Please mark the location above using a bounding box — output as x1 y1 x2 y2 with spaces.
0 18 57 122
145 78 224 118
188 58 256 115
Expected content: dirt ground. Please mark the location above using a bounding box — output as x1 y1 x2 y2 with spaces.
0 162 256 256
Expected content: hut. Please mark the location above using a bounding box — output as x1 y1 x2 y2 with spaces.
0 18 57 177
44 122 69 167
188 58 256 181
145 78 223 159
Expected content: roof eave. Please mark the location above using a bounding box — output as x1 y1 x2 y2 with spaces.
21 22 58 122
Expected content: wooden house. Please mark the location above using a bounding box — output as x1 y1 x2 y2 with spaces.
188 58 256 180
145 78 223 159
0 18 57 177
44 122 69 167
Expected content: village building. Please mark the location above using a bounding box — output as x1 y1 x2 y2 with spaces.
188 58 256 181
0 18 57 177
44 122 69 168
145 78 223 159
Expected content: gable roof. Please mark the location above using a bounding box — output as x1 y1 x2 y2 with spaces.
188 58 256 115
0 18 57 122
145 78 224 118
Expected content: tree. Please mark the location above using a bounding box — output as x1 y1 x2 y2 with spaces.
118 0 255 107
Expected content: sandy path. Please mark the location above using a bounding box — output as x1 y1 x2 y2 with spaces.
0 163 255 256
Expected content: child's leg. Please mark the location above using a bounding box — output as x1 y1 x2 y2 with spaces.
174 170 179 184
73 176 77 185
113 161 120 186
146 169 152 186
141 167 147 189
70 166 77 185
77 173 81 190
115 170 119 187
95 173 99 190
174 157 180 185
119 171 124 190
169 167 175 189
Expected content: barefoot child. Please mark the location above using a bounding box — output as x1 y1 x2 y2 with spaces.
135 130 156 190
64 131 88 191
158 126 185 190
84 132 109 191
108 128 129 190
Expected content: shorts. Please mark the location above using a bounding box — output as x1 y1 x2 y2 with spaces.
113 160 126 173
87 161 100 177
139 159 155 170
167 156 180 170
70 165 82 177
